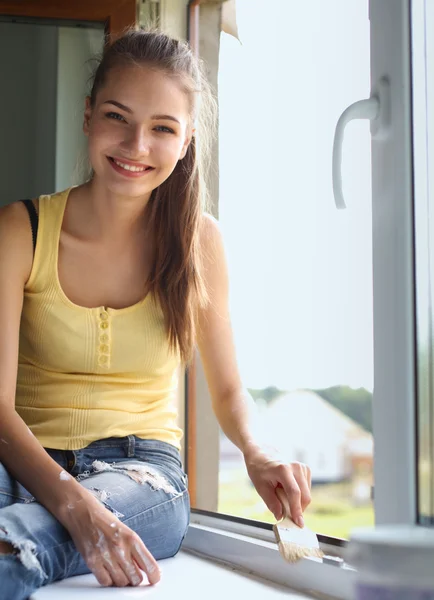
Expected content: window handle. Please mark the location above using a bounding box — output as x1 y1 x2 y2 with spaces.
332 77 390 209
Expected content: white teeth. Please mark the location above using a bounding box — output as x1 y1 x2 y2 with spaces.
113 159 149 172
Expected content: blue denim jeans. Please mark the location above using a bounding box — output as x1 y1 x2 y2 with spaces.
0 436 190 600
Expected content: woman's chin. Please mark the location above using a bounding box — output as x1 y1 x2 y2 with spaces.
93 171 158 199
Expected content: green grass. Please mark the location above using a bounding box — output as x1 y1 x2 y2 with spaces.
218 471 374 540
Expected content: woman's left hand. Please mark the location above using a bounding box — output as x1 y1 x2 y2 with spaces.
243 445 312 527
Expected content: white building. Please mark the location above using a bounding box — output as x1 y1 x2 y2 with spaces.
220 389 373 484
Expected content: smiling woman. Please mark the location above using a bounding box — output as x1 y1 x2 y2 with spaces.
0 25 314 600
84 65 191 191
0 28 224 600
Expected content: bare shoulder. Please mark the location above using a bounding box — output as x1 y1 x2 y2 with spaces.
198 212 224 258
0 201 34 284
0 202 35 403
197 212 228 297
0 201 33 240
200 211 220 232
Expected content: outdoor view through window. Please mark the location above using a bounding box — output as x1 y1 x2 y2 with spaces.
216 0 373 539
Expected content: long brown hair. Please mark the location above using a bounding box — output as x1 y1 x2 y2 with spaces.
89 28 217 365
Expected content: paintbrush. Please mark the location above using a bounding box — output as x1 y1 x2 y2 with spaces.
273 486 324 563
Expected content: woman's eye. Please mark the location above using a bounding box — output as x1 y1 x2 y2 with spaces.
106 112 126 122
154 125 175 134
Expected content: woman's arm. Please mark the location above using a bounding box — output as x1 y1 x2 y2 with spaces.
0 202 160 586
0 203 90 522
196 215 311 525
195 216 258 448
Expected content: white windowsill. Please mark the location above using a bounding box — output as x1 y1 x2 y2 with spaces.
32 550 323 599
183 518 356 600
32 518 355 600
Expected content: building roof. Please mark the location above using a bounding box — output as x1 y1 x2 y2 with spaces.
262 389 373 457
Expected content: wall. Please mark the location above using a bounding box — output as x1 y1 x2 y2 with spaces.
55 26 104 191
159 0 224 510
0 22 57 204
0 21 103 205
160 0 189 40
158 0 191 466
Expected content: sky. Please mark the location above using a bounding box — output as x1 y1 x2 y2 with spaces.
217 0 373 392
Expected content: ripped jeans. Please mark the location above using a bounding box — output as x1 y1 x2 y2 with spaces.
0 436 190 600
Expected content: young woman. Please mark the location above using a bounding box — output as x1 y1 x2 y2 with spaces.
0 28 312 599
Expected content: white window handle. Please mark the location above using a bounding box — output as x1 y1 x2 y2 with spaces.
332 77 390 209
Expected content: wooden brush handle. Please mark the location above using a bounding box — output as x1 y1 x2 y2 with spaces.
275 486 291 520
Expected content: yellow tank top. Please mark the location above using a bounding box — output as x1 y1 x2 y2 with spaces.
15 188 183 451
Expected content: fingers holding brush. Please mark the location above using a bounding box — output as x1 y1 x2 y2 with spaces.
294 462 312 511
278 463 312 528
242 445 312 527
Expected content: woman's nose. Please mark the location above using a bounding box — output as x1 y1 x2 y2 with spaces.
123 126 150 155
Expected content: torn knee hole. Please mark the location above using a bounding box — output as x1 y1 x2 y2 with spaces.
0 529 46 578
0 529 13 554
0 541 16 554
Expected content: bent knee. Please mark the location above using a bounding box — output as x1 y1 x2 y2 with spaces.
0 540 15 554
0 527 47 580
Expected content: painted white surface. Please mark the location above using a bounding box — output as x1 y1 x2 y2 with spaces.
160 0 189 41
31 551 315 599
184 522 354 600
369 0 417 526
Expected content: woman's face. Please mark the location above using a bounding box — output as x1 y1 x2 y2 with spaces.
84 64 193 198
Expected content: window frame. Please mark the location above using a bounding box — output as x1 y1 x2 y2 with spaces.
183 516 356 600
0 0 136 40
174 0 419 596
368 0 418 527
412 0 434 527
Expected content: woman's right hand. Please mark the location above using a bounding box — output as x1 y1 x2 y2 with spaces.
59 491 161 588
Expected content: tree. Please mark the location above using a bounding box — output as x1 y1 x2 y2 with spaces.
247 386 285 406
314 385 373 433
249 384 373 432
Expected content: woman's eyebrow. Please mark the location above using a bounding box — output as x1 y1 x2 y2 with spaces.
151 114 180 125
102 101 180 125
103 100 133 113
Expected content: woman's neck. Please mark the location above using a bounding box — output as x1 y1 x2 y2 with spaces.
70 179 152 242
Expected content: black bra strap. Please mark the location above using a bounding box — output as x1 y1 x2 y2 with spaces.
21 199 38 253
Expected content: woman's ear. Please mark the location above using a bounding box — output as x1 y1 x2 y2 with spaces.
83 97 92 136
179 128 196 160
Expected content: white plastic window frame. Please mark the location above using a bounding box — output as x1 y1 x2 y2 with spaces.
412 0 434 527
178 0 418 598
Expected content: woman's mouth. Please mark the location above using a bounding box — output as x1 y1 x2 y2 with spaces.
107 156 155 178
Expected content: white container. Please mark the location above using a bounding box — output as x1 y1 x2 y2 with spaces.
347 525 434 599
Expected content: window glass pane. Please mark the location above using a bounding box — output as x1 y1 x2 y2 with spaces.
200 0 374 540
413 0 434 525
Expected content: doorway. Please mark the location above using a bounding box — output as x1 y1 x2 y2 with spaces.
0 18 104 205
